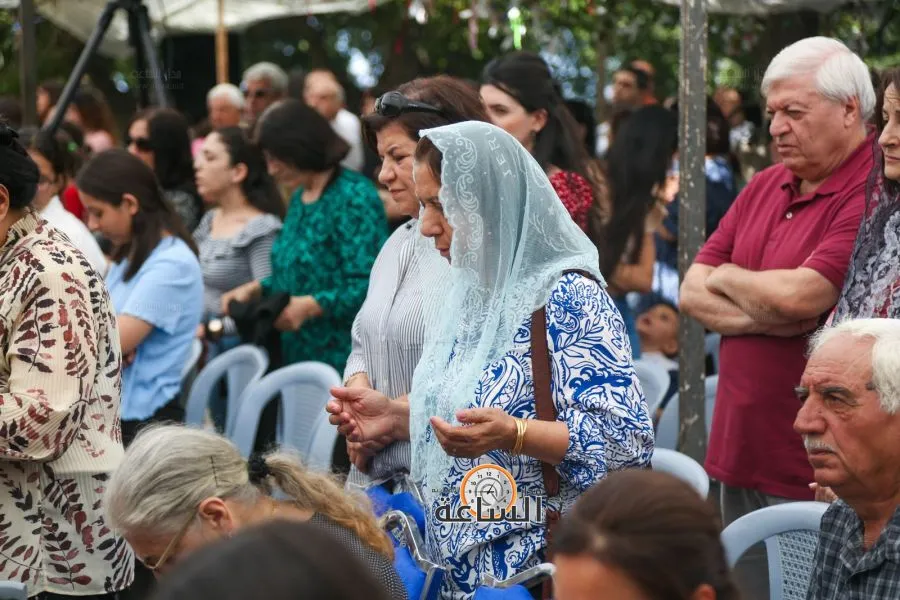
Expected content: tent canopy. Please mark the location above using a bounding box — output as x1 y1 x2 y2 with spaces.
24 0 390 58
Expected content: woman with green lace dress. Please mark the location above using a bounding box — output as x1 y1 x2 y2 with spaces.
221 100 387 371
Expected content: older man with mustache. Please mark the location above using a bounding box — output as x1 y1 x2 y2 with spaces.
794 318 900 599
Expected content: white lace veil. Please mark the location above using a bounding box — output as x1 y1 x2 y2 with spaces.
408 121 604 499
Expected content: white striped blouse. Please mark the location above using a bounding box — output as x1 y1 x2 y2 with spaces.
344 220 448 484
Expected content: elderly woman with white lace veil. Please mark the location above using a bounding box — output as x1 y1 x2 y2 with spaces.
327 121 653 599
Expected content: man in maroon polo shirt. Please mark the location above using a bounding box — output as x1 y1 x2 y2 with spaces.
680 36 875 597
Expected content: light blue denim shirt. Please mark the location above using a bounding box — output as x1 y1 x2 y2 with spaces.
107 237 203 420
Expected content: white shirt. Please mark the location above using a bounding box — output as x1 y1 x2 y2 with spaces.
333 108 365 172
40 196 108 276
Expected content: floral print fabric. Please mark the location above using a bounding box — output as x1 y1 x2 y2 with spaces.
0 213 132 595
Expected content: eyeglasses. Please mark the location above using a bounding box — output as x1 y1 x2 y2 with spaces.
374 91 444 118
244 89 272 100
125 136 153 153
141 511 196 573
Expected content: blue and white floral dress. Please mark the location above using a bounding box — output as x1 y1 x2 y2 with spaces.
425 272 654 599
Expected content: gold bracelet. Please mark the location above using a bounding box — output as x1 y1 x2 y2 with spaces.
512 418 528 455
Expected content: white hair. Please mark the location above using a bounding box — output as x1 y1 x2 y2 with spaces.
808 318 900 414
242 62 288 93
761 36 875 122
207 83 244 109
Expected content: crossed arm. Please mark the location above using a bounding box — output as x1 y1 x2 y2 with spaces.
680 263 838 337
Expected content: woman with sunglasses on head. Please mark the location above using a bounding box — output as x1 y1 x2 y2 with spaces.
0 122 133 598
331 121 652 599
105 424 406 599
326 76 488 488
18 127 107 273
77 150 204 445
128 108 205 232
481 52 605 232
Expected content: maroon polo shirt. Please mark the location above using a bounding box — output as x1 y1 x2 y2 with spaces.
696 133 873 499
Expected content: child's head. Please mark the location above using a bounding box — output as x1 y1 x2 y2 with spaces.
636 297 679 358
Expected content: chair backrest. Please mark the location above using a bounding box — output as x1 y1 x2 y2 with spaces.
705 332 721 374
184 344 268 429
229 362 341 460
305 409 339 472
721 502 828 600
383 510 445 600
633 359 671 415
705 374 718 439
656 392 679 450
0 581 26 600
181 338 204 380
650 448 709 498
477 563 555 599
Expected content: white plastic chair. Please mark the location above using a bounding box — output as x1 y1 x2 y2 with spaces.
181 338 203 380
721 502 828 600
0 581 26 600
305 409 339 472
705 332 721 374
184 344 268 431
656 376 718 450
229 362 341 462
651 448 709 498
633 359 671 415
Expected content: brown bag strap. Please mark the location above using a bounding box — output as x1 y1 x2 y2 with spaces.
530 305 559 498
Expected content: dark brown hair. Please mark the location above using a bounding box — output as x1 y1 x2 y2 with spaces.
876 68 900 132
553 470 739 600
76 149 198 281
72 87 119 143
413 136 443 182
150 520 390 600
213 127 285 219
362 75 488 150
256 99 348 173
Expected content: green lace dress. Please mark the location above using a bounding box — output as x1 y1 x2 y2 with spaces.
261 169 387 371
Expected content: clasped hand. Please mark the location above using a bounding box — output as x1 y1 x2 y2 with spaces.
430 408 517 458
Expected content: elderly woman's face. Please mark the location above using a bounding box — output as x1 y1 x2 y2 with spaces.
376 122 420 219
414 161 453 261
879 83 900 181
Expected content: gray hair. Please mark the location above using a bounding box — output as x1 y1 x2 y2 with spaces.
808 318 900 414
105 425 260 534
761 36 875 122
207 83 244 109
242 62 288 93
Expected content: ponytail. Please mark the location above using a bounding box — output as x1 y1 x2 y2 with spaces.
260 452 394 559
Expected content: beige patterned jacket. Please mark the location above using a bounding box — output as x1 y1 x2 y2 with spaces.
0 212 133 595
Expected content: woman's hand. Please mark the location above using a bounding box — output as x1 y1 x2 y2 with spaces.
274 297 312 332
196 324 206 339
327 387 397 443
810 482 838 503
220 280 261 315
347 435 393 473
430 408 517 459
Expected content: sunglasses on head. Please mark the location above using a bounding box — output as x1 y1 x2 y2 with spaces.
375 91 444 118
126 136 153 152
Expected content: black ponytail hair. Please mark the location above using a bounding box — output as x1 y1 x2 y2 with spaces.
0 121 40 209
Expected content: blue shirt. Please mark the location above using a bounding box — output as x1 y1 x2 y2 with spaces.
106 237 203 420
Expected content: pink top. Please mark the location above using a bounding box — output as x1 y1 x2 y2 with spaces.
84 130 115 153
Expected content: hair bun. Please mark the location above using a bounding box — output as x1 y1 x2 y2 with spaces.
0 123 19 147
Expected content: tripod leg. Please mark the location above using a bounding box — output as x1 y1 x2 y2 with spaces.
134 4 170 108
43 1 120 136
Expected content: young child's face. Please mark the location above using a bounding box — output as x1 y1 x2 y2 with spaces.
636 304 679 356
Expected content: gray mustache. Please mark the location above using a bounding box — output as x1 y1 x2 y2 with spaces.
804 436 837 453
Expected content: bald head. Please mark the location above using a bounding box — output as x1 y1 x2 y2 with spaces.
304 70 344 122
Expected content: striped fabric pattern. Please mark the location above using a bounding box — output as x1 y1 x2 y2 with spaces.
344 220 448 485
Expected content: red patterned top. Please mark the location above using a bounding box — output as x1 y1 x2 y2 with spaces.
549 171 593 231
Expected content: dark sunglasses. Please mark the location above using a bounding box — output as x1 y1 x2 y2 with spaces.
375 91 444 118
126 136 153 152
244 89 272 100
